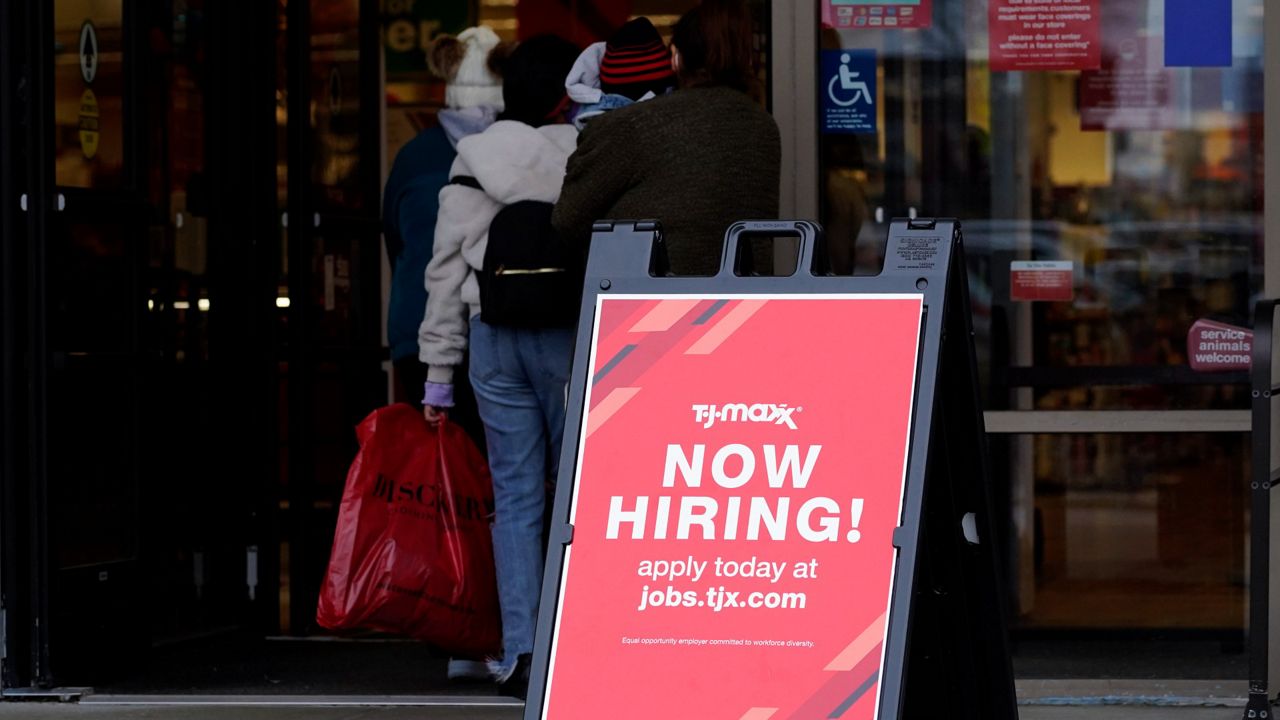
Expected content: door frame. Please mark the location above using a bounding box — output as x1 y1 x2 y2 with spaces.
772 2 819 222
0 0 30 692
1265 0 1280 694
4 0 57 689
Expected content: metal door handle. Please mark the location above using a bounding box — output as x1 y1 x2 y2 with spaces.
15 194 66 212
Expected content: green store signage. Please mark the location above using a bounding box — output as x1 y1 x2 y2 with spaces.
382 0 467 76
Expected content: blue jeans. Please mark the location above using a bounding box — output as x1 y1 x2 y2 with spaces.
468 316 574 667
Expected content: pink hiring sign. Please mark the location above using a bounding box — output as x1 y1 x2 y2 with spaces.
989 0 1100 72
1010 261 1073 302
1187 319 1252 372
539 295 924 719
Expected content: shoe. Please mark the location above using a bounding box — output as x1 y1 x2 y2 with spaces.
494 653 531 700
487 656 516 684
447 658 491 682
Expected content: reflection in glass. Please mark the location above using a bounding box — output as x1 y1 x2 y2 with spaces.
1022 432 1246 630
54 1 125 188
817 0 1264 638
820 0 1264 410
311 0 362 212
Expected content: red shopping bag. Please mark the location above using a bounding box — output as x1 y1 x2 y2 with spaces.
316 404 500 657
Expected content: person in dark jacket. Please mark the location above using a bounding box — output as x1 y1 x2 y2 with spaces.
383 27 506 451
552 0 781 276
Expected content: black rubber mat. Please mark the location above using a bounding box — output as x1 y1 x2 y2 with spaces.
94 633 503 696
1012 638 1246 680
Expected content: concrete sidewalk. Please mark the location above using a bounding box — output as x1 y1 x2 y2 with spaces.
0 679 1255 719
0 703 1251 719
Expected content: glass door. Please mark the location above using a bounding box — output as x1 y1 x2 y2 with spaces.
41 0 150 682
805 0 1264 664
2 0 283 689
0 0 35 690
277 0 385 636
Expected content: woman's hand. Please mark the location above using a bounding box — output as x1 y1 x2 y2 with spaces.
422 381 454 425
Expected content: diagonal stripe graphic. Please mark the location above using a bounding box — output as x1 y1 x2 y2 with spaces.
685 299 767 355
590 299 720 398
739 708 779 720
830 671 879 718
789 643 882 720
585 387 641 437
630 299 703 333
824 612 887 671
692 298 730 325
596 299 665 363
592 344 637 384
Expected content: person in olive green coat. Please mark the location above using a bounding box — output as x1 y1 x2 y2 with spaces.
552 0 781 276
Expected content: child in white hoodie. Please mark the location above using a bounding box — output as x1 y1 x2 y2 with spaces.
417 33 580 700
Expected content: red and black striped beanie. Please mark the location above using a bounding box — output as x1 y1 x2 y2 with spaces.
599 18 676 102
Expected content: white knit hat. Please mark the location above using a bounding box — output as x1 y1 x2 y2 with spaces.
429 26 505 111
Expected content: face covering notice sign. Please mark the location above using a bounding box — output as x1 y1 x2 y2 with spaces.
989 0 1100 72
538 294 924 719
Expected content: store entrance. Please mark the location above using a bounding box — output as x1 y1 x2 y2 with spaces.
0 0 394 693
813 0 1263 678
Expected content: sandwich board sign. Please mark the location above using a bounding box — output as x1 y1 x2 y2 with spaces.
528 219 1017 720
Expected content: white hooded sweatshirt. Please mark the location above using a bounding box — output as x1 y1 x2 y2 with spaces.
418 120 579 385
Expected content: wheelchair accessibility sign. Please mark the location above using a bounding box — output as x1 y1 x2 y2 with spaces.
822 49 876 134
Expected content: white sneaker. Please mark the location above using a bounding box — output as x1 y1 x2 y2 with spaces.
447 658 491 682
487 656 517 684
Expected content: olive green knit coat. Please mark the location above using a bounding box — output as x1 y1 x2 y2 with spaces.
552 86 781 276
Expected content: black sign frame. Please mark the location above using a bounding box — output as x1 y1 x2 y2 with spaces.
527 219 1018 720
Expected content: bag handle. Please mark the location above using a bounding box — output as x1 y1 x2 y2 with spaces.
433 418 463 537
719 220 828 277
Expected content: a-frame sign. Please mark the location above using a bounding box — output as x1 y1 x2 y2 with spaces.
527 219 1018 720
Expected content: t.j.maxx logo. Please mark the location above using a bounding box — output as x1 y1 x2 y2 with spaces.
691 404 801 430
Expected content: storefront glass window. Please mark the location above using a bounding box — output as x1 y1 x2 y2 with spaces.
54 0 126 189
817 0 1263 635
1005 432 1247 630
383 1 770 164
311 0 363 212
